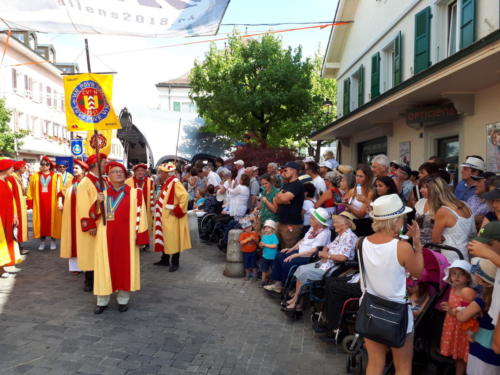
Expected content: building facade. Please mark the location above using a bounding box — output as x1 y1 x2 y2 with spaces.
316 0 500 175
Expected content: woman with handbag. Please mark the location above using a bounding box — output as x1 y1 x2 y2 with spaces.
357 194 424 375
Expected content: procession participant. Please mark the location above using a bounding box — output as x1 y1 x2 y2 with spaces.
125 163 154 224
27 156 63 251
0 159 22 273
76 153 108 292
13 160 28 193
93 161 149 314
153 162 191 272
9 161 29 253
60 159 89 273
57 160 74 196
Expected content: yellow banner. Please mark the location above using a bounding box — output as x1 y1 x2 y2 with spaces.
84 130 112 156
63 73 121 131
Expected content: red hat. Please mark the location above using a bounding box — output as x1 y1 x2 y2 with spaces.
41 156 55 169
132 163 148 172
0 158 14 171
13 160 26 171
105 161 127 175
86 153 108 167
73 159 89 171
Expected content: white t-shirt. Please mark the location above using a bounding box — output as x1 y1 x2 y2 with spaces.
207 171 221 188
298 227 331 253
235 168 245 184
489 267 500 326
302 199 315 226
312 175 327 200
227 184 249 218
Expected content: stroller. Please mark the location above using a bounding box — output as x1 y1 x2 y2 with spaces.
346 244 459 375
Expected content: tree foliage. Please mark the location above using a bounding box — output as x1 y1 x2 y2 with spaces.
0 98 28 155
190 34 315 147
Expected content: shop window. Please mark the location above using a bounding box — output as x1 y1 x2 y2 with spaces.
357 137 388 165
437 135 459 185
460 0 476 49
414 7 432 74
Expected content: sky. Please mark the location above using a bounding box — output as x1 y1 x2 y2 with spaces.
28 0 339 158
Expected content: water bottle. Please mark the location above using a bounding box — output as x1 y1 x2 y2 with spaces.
356 184 362 195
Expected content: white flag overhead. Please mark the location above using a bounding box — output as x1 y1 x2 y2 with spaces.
1 0 230 37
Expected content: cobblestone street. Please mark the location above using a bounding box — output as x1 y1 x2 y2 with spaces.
0 241 347 375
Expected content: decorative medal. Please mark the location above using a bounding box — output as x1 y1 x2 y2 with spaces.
41 174 51 193
106 187 126 222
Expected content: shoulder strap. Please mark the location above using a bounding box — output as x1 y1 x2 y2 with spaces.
357 236 367 290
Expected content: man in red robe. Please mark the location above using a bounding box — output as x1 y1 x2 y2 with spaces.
93 161 149 314
9 161 29 254
0 159 22 275
27 156 63 251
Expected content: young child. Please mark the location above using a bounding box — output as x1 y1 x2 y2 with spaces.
440 260 476 375
239 220 259 281
259 219 279 287
193 189 206 210
302 182 316 234
455 257 500 375
407 278 430 317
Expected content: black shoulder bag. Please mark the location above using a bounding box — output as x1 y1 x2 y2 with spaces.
354 237 409 348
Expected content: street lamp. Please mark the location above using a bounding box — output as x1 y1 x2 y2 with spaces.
322 98 333 120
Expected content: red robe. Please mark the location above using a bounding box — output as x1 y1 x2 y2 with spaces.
0 179 20 266
7 175 27 243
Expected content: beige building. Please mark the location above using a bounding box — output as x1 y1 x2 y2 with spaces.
314 0 500 177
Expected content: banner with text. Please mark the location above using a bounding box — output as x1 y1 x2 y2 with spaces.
63 73 121 132
1 0 230 37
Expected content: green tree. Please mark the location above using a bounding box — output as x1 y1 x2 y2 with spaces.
0 98 28 155
190 34 315 147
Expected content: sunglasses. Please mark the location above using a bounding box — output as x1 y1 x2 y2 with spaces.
58 165 67 168
40 162 50 166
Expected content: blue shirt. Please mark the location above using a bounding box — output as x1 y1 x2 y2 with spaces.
261 233 279 260
454 180 476 202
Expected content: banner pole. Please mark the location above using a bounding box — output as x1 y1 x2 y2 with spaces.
85 38 106 225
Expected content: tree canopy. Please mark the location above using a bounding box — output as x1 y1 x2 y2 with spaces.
0 98 28 155
190 34 317 147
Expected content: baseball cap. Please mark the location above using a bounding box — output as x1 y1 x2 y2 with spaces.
282 161 301 171
473 221 500 243
234 160 245 166
471 171 496 181
481 188 500 201
399 165 412 176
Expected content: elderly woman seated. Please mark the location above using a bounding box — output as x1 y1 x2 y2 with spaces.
264 208 332 294
284 212 358 312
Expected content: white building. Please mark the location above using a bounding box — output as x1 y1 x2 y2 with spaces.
315 0 500 174
0 30 124 163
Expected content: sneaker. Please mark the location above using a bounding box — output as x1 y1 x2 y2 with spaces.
37 242 46 251
49 240 57 250
263 284 282 293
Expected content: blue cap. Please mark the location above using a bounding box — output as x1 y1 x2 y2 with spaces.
282 161 301 171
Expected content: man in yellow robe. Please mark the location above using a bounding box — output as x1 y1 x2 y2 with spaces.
10 161 28 253
76 153 108 292
93 161 149 314
153 162 191 272
57 161 74 196
27 156 63 251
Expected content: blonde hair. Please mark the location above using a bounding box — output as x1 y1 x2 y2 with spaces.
426 177 467 214
371 216 404 233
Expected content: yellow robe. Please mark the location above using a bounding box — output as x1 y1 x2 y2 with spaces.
75 175 102 271
94 187 148 296
156 179 191 254
60 172 74 196
10 174 28 243
27 172 63 239
0 221 14 266
60 183 79 259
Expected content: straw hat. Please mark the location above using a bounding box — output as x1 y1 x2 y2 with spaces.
470 257 496 285
333 211 357 230
369 194 412 220
158 162 176 173
460 156 485 171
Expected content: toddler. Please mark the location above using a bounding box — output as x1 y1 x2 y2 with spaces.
407 278 430 317
259 219 279 287
239 220 259 281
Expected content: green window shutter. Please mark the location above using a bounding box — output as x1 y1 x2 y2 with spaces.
358 65 364 107
343 78 351 116
460 0 476 49
173 101 180 112
393 31 403 86
370 52 380 99
414 7 432 74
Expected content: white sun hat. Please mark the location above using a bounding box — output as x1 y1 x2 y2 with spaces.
460 156 485 171
311 207 330 226
443 259 472 284
369 194 413 220
263 219 277 230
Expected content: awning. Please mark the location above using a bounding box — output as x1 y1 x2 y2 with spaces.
313 30 500 140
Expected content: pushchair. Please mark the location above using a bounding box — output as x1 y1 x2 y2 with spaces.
346 243 461 375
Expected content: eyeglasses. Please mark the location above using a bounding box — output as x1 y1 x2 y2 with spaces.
58 165 67 169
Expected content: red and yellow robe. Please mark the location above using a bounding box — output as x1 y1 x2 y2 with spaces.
60 171 74 196
154 176 191 255
76 173 108 271
125 176 154 229
7 174 28 243
94 185 149 296
0 179 22 266
60 177 82 259
27 171 63 239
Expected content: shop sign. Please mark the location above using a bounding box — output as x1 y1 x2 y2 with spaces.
406 103 459 125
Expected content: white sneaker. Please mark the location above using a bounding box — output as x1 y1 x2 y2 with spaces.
50 240 57 250
38 241 46 251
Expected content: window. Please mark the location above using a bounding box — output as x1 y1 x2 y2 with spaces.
447 1 459 56
46 86 52 107
357 137 388 165
381 41 395 93
437 135 459 185
38 83 43 103
393 32 403 86
43 120 49 136
349 65 364 110
371 52 381 99
11 69 17 89
414 7 432 74
173 101 181 112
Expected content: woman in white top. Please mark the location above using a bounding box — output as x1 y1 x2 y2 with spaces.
427 177 476 262
361 194 424 375
226 173 250 219
345 164 375 236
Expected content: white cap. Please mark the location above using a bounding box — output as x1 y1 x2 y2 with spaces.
234 160 245 166
460 156 485 172
263 219 277 230
303 156 315 163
